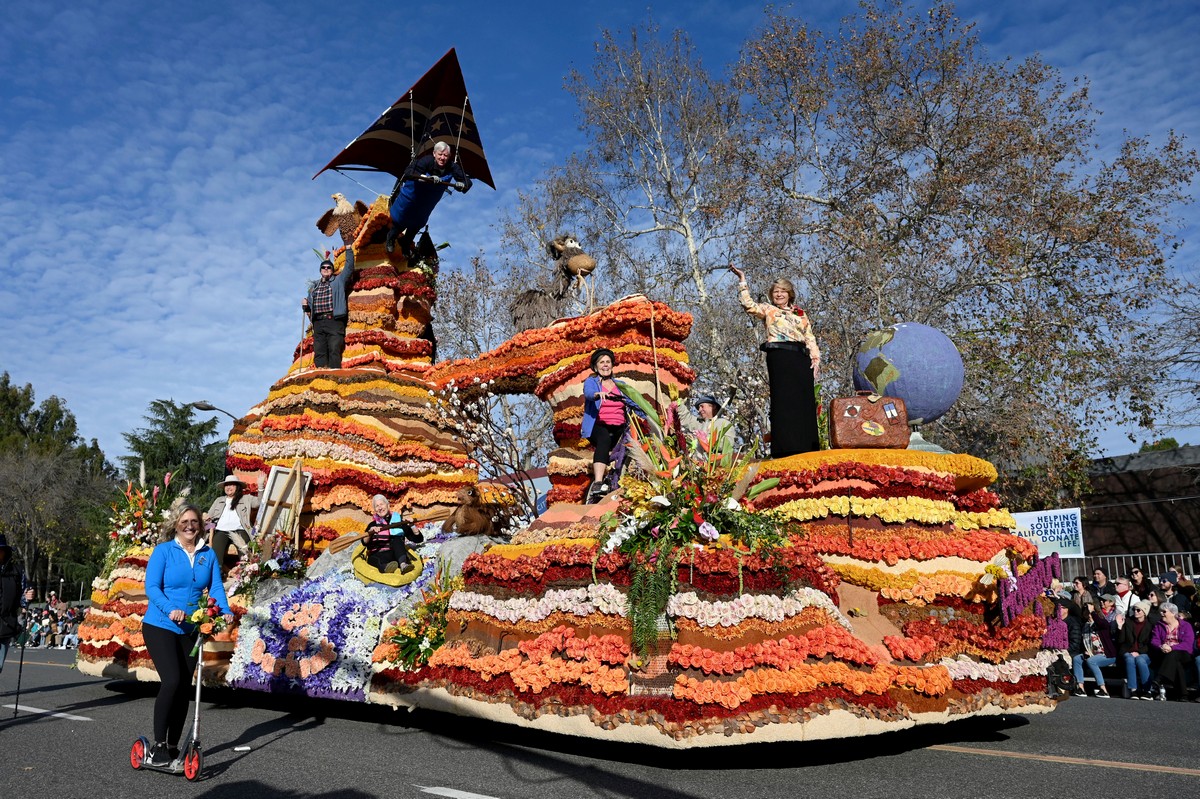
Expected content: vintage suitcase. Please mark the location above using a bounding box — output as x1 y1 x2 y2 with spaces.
829 392 909 449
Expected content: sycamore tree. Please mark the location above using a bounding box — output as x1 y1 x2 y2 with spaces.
435 254 552 511
1155 281 1200 441
468 3 1198 508
495 22 768 431
728 0 1198 507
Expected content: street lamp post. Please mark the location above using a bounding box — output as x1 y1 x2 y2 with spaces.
189 400 238 422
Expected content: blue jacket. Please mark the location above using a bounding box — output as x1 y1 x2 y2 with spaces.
143 538 232 634
389 154 472 233
580 374 645 440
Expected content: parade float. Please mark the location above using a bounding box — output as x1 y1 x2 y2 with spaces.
76 50 1066 749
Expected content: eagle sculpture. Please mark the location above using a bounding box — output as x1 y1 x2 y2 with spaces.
316 193 370 246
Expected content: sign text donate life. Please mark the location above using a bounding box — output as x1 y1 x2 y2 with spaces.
1011 507 1084 559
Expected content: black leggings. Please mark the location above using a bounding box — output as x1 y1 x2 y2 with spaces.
589 422 626 466
366 536 411 571
142 623 198 745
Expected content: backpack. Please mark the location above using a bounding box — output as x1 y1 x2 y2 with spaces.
1046 655 1076 697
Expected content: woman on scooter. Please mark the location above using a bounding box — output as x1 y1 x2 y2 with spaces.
142 504 233 766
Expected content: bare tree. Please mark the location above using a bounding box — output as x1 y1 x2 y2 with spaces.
435 254 553 506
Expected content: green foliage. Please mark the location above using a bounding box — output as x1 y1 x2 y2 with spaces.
1139 438 1181 453
120 399 226 503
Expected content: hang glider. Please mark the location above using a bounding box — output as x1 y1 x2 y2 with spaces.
314 48 495 189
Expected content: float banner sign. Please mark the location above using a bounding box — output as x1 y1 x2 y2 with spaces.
1011 508 1084 558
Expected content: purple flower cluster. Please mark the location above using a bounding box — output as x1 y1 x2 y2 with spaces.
999 553 1061 627
1042 616 1068 650
229 531 456 701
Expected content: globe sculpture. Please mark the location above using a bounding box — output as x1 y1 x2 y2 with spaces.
853 322 964 425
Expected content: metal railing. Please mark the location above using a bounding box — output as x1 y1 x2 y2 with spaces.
1056 551 1200 583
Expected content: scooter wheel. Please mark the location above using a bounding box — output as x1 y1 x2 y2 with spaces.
130 737 150 769
183 744 202 781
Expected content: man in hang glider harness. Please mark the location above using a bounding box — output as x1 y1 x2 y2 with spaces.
384 141 472 256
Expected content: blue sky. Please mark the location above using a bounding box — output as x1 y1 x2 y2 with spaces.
1 0 1196 464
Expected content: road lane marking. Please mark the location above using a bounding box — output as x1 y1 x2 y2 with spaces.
929 744 1200 776
415 787 502 799
3 704 93 722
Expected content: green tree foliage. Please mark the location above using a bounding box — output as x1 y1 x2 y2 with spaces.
0 372 116 591
120 399 227 505
1139 438 1181 453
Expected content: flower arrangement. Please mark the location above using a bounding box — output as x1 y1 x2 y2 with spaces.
596 389 789 660
95 474 182 589
187 591 231 655
224 535 308 602
386 566 464 668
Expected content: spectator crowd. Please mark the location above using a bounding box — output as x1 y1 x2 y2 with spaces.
26 591 82 650
1051 564 1199 701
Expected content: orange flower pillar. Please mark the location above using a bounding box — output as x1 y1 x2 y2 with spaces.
435 297 695 506
226 199 477 553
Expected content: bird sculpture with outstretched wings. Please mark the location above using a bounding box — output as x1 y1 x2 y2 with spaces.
316 193 370 245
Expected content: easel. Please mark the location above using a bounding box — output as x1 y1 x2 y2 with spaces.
255 459 312 558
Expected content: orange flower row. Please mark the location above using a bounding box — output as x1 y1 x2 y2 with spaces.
803 527 1036 566
668 624 880 675
882 635 940 661
428 626 632 695
673 660 952 710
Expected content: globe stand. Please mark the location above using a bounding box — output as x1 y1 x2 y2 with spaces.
906 420 950 454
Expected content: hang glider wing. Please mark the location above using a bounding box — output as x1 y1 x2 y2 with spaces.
315 48 495 189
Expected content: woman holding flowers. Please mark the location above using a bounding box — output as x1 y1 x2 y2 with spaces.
730 266 821 458
142 504 233 767
581 348 645 504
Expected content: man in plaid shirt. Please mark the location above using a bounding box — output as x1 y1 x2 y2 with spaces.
301 247 357 368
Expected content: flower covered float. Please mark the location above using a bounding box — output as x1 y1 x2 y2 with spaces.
369 407 1064 747
78 197 1065 747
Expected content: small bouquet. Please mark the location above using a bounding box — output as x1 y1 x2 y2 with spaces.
187 591 231 655
389 566 463 668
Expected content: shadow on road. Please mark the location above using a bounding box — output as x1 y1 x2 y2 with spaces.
396 706 1031 769
188 780 376 798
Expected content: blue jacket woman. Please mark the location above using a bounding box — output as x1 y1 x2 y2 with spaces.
141 505 232 767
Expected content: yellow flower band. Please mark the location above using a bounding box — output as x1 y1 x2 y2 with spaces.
773 495 1015 530
763 450 998 492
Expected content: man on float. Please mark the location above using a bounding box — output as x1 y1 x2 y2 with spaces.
385 141 472 257
301 247 356 369
683 393 734 447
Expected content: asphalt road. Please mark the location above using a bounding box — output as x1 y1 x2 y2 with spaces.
1 647 1197 799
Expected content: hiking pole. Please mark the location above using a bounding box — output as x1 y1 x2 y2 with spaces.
11 609 30 718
